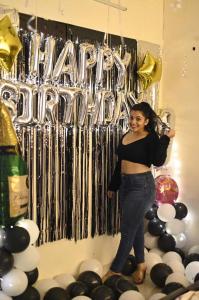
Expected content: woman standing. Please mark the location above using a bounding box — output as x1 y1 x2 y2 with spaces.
105 102 175 284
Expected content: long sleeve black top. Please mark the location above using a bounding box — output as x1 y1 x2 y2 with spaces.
108 131 170 191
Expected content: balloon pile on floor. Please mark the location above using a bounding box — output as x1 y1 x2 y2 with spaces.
33 258 145 300
142 175 199 299
0 219 40 299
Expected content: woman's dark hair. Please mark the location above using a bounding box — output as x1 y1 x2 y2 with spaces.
131 102 158 133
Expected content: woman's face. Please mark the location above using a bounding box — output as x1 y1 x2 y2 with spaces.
129 110 149 133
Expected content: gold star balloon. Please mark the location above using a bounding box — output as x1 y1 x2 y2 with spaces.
0 15 22 72
137 52 162 90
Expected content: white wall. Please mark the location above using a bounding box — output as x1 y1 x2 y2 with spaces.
0 0 163 44
162 0 199 249
0 0 165 279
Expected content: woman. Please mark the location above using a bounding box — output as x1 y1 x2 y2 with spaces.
105 102 175 284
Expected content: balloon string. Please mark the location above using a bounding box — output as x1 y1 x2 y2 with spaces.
103 5 110 46
118 0 125 47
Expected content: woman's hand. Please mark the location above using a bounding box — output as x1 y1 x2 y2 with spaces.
166 129 175 138
107 190 115 199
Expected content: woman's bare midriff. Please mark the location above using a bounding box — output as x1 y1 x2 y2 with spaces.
121 160 151 174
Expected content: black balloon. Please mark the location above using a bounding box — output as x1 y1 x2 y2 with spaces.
90 285 115 300
44 287 70 300
13 286 40 300
173 202 188 220
162 282 184 294
145 207 158 220
77 271 102 293
194 273 199 282
174 248 185 261
122 255 137 275
4 226 30 253
150 263 173 288
104 274 122 290
183 253 199 267
66 281 88 297
158 233 176 252
148 218 165 236
25 268 39 285
115 278 138 296
0 248 14 276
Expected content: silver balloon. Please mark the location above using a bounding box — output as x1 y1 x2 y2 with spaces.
29 33 41 80
112 91 129 125
52 40 78 85
29 33 55 82
113 51 131 90
43 36 56 83
91 90 115 125
38 84 59 124
58 86 87 126
127 91 139 106
78 43 97 87
0 79 19 120
95 46 114 88
15 82 37 124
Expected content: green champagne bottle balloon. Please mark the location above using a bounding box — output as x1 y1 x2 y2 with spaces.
0 99 29 226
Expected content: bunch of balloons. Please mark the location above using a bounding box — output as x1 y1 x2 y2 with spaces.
34 258 145 300
0 219 40 299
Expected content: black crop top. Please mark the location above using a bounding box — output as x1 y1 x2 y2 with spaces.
109 131 170 191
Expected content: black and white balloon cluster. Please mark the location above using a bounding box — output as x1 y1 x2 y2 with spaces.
34 258 145 300
145 201 188 254
142 202 199 299
0 219 40 299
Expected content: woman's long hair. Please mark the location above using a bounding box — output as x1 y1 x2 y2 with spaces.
131 102 170 134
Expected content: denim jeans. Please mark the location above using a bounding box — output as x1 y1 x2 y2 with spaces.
110 171 155 272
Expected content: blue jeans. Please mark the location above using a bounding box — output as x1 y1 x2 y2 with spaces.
110 171 155 272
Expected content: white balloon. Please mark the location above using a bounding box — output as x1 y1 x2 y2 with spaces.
79 259 103 277
0 291 12 300
166 260 185 274
162 251 182 263
185 261 199 283
16 219 40 244
119 290 145 300
166 272 189 287
149 248 164 257
145 253 162 274
188 245 199 255
72 297 92 300
166 219 185 235
34 279 61 299
174 233 187 249
13 245 40 272
54 273 75 288
148 293 166 300
1 269 28 297
144 232 158 249
157 204 176 222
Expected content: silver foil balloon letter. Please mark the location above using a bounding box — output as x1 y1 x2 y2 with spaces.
15 82 37 125
38 84 59 124
95 46 114 88
58 86 87 126
52 40 78 85
29 33 55 83
78 43 97 87
112 91 129 125
113 51 131 90
91 90 115 125
0 79 19 121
